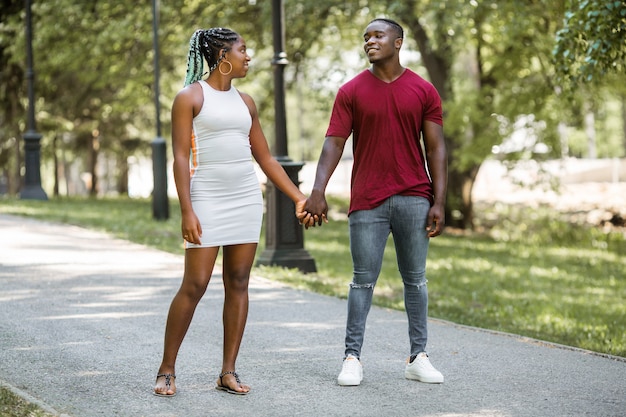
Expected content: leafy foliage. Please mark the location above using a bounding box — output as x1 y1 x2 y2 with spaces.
384 0 571 228
0 0 624 229
553 0 626 84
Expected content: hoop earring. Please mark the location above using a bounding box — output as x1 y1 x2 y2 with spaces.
218 60 232 76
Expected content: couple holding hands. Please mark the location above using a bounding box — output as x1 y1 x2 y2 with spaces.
154 18 447 397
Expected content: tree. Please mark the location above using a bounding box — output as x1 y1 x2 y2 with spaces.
2 0 622 213
553 0 626 84
1 0 367 196
1 0 194 196
0 0 27 194
366 0 568 228
33 0 161 195
553 1 626 157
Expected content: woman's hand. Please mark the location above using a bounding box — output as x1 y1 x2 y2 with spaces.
296 198 327 229
181 210 202 244
295 199 312 228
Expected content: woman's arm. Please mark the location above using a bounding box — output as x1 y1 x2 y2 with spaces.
171 84 203 243
240 91 313 225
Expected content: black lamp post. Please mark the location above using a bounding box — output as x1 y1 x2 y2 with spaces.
256 0 316 273
20 0 47 200
151 0 169 220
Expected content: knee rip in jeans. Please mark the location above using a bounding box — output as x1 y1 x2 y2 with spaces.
404 279 428 289
349 282 375 289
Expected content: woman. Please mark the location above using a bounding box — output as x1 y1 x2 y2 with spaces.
154 27 312 397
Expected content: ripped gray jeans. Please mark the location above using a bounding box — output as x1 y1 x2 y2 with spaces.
345 195 431 358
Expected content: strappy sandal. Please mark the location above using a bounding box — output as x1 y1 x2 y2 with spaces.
216 371 249 395
154 373 176 397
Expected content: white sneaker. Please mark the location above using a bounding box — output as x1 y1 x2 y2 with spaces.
405 352 444 383
337 354 363 386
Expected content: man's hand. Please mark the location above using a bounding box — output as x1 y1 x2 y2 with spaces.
425 204 445 237
303 190 329 228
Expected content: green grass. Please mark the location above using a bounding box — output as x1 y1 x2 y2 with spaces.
0 387 55 417
1 196 624 358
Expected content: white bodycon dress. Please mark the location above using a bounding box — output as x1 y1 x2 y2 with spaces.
186 80 263 248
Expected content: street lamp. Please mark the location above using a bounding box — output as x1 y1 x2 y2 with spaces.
256 0 316 273
151 0 169 220
20 0 47 200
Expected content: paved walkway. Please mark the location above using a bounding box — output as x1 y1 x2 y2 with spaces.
0 214 624 417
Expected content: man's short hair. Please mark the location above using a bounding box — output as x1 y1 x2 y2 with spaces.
369 18 404 39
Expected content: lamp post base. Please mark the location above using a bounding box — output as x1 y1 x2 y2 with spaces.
20 186 47 200
256 159 316 273
20 130 47 201
256 247 317 273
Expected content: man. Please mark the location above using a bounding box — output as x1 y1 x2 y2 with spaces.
305 18 448 386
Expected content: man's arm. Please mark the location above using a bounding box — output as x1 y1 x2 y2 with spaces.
422 120 448 237
305 136 347 226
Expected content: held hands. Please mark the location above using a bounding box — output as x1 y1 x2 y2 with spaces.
300 191 329 229
296 199 328 229
295 196 328 229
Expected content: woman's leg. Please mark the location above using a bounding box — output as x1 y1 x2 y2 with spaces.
217 243 257 393
155 247 219 395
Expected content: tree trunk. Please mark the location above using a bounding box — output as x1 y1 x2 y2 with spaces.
622 94 626 155
13 134 21 195
116 153 129 196
446 161 480 230
89 132 99 197
2 63 24 196
401 4 479 228
53 134 59 197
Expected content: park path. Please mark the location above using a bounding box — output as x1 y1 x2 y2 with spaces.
0 214 624 417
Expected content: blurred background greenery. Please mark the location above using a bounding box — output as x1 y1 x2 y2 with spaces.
1 0 625 228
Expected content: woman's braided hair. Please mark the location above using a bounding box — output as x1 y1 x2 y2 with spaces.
184 27 240 86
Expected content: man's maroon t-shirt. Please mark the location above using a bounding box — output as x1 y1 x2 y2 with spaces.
326 69 443 214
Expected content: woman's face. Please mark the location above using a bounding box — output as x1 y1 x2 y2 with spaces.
225 37 251 78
